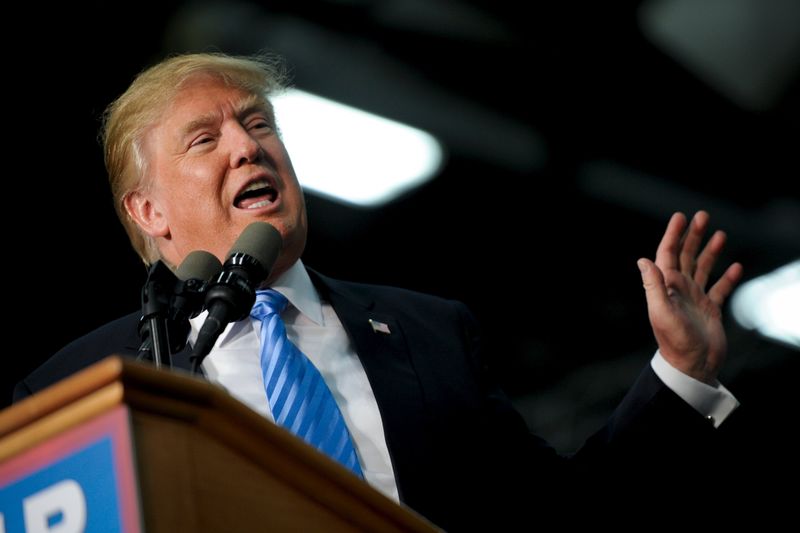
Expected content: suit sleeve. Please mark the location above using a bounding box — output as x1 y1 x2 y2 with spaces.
449 298 739 510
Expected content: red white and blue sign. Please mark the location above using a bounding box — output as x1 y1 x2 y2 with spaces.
0 406 142 532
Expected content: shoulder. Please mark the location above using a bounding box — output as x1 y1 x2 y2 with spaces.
14 311 141 401
309 270 482 369
310 268 472 323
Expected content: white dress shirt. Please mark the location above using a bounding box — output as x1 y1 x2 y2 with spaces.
651 351 739 427
189 259 739 500
189 260 400 502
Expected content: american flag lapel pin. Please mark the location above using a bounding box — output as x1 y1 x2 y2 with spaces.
369 319 391 334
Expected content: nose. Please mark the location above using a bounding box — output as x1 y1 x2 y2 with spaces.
229 123 262 168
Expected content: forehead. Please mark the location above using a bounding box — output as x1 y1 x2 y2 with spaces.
161 76 272 126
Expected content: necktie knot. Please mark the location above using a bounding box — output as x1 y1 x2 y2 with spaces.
252 289 288 319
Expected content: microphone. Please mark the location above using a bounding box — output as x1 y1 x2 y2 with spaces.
191 222 283 370
137 250 222 367
167 250 224 352
172 250 224 322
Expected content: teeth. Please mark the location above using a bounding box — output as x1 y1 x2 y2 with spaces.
243 179 271 193
247 199 273 209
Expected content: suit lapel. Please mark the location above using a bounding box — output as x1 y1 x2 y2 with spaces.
170 344 195 373
308 270 432 501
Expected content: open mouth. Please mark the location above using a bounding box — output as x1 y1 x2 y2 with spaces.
234 179 278 209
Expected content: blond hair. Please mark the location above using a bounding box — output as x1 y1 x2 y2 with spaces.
102 52 287 264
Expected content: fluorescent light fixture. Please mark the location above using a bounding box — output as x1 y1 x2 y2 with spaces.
731 260 800 348
271 89 444 207
638 0 800 110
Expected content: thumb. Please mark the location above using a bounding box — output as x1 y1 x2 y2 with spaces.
637 258 670 316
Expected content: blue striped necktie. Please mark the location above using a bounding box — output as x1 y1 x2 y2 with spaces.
251 289 364 478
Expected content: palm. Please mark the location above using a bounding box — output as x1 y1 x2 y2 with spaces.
639 212 742 383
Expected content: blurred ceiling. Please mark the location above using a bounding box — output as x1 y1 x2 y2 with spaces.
6 0 798 453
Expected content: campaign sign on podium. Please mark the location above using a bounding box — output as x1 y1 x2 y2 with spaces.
0 406 141 533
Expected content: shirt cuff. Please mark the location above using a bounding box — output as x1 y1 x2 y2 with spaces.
650 351 740 428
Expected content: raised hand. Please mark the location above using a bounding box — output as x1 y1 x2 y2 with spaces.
637 211 743 384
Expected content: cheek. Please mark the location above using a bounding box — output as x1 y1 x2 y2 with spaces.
161 163 226 212
267 139 297 175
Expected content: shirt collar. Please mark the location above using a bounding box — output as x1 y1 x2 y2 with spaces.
268 259 324 325
188 259 323 348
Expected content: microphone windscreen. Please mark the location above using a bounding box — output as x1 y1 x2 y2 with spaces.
227 222 283 272
176 250 223 281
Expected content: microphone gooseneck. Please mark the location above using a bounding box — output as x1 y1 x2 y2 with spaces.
137 251 222 368
191 222 283 372
168 250 223 354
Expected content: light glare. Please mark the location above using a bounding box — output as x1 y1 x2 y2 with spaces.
731 260 800 348
272 89 444 206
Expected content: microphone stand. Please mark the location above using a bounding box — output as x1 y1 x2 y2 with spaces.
137 261 175 369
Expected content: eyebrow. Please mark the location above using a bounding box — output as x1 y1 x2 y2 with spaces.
236 93 274 123
178 93 274 141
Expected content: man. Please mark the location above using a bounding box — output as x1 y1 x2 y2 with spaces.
15 53 743 529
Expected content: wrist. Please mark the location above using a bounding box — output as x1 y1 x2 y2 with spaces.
659 351 718 385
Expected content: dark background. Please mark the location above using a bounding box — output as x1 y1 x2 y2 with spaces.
4 0 798 460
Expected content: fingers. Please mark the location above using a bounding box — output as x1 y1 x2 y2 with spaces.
637 258 670 317
655 212 687 272
708 262 744 308
679 211 709 276
694 230 727 289
653 210 740 304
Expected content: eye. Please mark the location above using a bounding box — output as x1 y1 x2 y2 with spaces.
245 112 273 132
190 134 214 148
249 119 272 131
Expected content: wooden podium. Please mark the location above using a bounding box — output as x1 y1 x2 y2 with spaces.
0 357 438 532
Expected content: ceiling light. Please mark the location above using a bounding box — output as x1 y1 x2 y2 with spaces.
731 260 800 348
272 89 444 207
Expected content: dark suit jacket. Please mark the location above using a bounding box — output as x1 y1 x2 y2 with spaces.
15 269 725 529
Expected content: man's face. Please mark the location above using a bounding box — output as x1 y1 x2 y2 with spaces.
132 76 307 280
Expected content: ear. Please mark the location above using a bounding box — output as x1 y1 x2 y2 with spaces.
123 190 169 238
